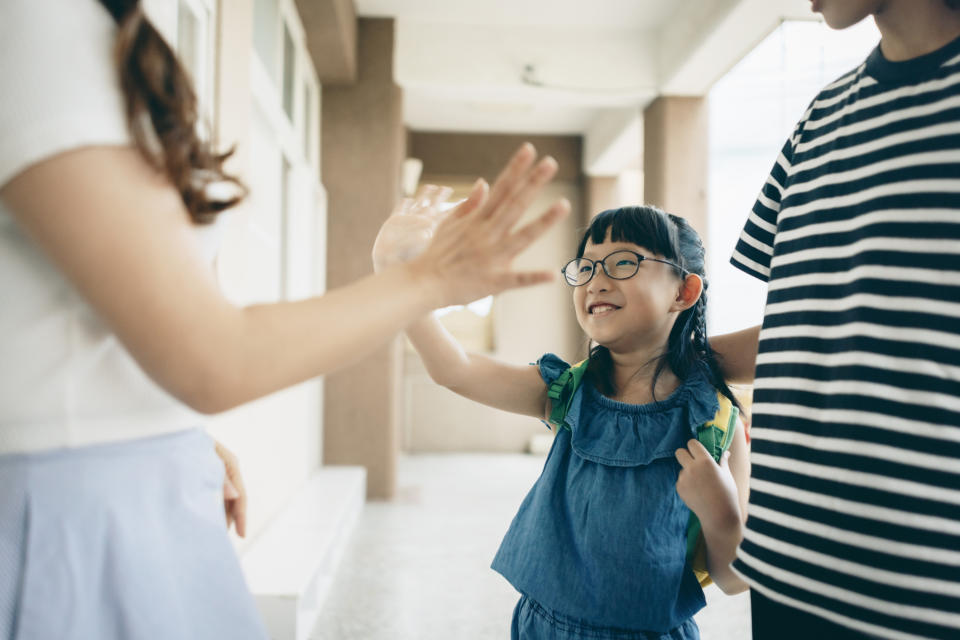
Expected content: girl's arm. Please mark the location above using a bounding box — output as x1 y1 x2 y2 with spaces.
406 314 549 419
1 143 567 414
675 418 751 595
709 326 761 385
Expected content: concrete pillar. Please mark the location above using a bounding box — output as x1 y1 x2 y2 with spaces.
586 176 621 221
321 19 404 499
642 97 709 237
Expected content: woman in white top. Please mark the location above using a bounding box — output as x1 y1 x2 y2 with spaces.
0 0 570 637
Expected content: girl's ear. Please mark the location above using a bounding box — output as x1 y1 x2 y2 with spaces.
672 273 703 312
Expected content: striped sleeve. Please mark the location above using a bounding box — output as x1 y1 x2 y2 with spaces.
730 119 805 282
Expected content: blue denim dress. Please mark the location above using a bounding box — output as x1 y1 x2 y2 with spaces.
492 354 719 639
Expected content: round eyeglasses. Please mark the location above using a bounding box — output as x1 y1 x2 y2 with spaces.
561 250 685 287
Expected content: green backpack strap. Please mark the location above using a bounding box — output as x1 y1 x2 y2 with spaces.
685 392 739 586
546 359 589 431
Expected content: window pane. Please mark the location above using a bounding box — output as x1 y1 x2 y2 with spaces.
177 1 199 83
280 156 292 298
282 24 296 120
302 85 312 162
253 0 279 85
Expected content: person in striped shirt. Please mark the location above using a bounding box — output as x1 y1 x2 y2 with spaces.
710 0 960 638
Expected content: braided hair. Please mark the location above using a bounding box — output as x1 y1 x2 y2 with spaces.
576 206 741 411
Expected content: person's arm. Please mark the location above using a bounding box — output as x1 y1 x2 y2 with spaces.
406 314 548 419
675 419 751 595
0 143 568 414
709 326 761 385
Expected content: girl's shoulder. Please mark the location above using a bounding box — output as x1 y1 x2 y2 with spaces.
535 353 572 387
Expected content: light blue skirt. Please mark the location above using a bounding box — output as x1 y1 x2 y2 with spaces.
0 429 267 640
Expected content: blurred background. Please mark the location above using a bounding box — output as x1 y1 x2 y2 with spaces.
142 0 878 637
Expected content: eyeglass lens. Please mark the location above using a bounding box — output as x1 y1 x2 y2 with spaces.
564 251 641 285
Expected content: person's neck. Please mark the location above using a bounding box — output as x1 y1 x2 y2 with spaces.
608 345 677 403
875 0 960 61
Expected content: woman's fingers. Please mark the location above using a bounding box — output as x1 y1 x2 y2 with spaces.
488 156 559 237
501 199 570 258
490 269 556 294
479 143 537 218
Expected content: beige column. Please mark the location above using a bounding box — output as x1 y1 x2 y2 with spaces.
586 176 621 222
320 19 404 499
642 97 709 237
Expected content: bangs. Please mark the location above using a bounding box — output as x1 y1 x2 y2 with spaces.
577 206 680 263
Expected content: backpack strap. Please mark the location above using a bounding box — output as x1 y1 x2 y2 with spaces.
546 359 589 431
685 392 740 587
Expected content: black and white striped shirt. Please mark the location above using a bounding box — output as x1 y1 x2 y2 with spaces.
730 35 960 640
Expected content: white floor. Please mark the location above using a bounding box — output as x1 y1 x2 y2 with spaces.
310 454 751 640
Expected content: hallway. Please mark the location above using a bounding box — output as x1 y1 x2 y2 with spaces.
310 454 751 639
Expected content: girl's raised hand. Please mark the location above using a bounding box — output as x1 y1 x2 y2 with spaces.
402 143 570 308
372 184 454 273
674 439 741 529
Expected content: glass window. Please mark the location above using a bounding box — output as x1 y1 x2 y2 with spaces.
280 156 292 298
282 25 296 121
302 84 312 163
176 0 199 82
253 0 279 86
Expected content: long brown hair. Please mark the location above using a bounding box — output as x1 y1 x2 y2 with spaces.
98 0 246 224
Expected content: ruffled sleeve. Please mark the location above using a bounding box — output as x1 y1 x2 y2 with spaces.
536 353 570 387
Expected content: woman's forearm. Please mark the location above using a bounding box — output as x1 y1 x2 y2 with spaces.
710 325 761 385
185 265 438 413
4 144 565 416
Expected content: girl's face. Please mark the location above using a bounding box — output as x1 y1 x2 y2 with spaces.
572 234 687 354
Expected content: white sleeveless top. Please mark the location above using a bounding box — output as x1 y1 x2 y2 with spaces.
0 0 220 452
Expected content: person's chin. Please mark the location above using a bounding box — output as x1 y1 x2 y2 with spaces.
813 0 874 30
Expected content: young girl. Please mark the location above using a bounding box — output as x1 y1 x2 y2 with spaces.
377 205 750 639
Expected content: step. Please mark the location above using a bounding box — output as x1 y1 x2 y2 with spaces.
241 466 366 640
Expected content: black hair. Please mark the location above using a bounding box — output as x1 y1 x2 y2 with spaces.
576 205 741 410
946 0 960 10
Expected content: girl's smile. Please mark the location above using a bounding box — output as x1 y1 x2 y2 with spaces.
587 303 620 317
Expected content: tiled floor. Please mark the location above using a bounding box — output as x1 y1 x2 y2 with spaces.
311 454 751 640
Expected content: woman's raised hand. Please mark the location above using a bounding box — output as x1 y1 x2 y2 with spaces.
402 143 570 308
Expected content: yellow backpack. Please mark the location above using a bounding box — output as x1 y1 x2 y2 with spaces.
546 360 739 587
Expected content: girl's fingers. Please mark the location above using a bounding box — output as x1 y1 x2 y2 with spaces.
488 156 559 237
480 143 537 218
675 448 693 468
501 199 570 258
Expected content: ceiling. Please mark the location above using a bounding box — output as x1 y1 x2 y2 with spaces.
355 0 685 30
353 0 816 174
